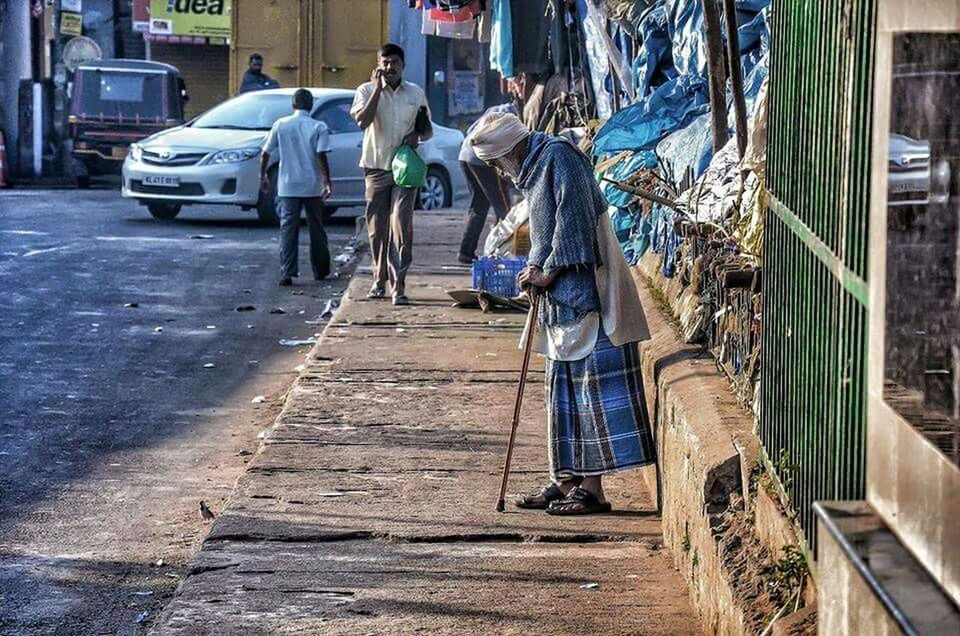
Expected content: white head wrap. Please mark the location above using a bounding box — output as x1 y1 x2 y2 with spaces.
467 112 531 162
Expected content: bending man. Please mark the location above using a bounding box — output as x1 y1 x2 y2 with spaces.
468 113 656 515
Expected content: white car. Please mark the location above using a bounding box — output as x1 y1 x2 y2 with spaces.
121 88 467 223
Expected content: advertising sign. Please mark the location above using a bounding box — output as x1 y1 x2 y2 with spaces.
148 0 231 38
61 12 83 36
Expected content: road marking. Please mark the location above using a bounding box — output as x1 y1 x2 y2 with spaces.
22 246 66 257
2 230 49 236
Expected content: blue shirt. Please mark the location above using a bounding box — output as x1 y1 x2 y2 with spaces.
262 109 330 198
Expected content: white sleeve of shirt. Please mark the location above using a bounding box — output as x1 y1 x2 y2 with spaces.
350 83 373 117
314 121 330 153
262 122 279 154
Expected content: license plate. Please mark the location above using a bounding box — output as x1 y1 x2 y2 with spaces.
143 175 180 187
111 146 128 160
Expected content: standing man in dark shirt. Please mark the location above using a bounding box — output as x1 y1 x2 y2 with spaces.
238 53 280 94
456 104 516 264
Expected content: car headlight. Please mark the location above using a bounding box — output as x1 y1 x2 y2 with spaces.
129 143 143 162
202 147 261 165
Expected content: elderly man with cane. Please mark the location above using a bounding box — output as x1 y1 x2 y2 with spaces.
469 113 657 515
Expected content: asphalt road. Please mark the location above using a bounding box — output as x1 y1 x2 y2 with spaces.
0 185 363 634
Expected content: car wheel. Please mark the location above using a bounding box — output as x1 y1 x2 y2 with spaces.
147 202 182 220
256 167 280 226
420 166 451 210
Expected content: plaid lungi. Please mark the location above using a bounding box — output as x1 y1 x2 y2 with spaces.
545 329 656 480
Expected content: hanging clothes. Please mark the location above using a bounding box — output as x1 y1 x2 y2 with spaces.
510 0 551 75
422 0 483 38
489 0 514 78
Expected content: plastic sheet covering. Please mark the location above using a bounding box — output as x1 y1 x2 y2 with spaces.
732 177 765 256
585 0 637 102
591 0 769 157
731 77 769 255
602 0 658 38
676 136 740 223
665 0 707 78
596 150 658 208
578 0 614 120
656 111 713 183
593 74 708 154
483 199 529 257
609 206 640 261
655 52 767 186
631 5 672 98
740 76 768 179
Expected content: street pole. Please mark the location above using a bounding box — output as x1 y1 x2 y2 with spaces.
51 0 69 177
701 0 729 152
722 0 748 160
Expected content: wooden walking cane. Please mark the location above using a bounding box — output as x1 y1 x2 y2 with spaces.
495 290 542 512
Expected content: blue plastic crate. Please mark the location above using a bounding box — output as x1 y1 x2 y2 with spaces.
471 257 527 297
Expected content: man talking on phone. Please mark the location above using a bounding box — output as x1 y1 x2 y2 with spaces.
351 43 432 306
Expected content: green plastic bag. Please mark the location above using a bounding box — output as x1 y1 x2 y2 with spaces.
391 144 427 189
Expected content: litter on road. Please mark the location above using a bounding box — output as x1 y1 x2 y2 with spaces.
124 303 139 308
189 234 215 240
320 298 340 318
580 583 600 590
269 308 286 314
136 611 149 624
251 395 266 403
203 363 216 369
153 327 163 333
236 305 256 312
279 338 316 346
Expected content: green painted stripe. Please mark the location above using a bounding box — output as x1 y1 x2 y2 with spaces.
767 194 870 307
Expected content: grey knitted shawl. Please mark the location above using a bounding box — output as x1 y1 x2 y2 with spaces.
517 132 604 326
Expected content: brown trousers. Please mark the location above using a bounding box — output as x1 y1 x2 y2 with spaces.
363 169 418 295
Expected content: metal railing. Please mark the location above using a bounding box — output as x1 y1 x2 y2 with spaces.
761 0 877 551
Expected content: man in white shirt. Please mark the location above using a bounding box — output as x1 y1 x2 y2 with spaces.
260 89 332 286
351 43 432 306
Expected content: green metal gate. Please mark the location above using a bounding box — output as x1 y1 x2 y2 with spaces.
761 0 877 550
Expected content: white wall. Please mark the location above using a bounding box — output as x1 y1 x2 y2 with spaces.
0 0 32 175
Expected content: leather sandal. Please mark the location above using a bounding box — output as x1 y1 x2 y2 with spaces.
546 487 612 515
514 483 567 509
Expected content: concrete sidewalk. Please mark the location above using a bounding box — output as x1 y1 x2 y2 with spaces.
153 211 700 635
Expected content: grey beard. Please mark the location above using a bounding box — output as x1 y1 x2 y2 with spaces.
496 156 521 180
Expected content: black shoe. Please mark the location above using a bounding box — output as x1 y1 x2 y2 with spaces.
279 277 293 287
457 253 475 265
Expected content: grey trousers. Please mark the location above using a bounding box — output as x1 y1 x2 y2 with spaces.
458 161 509 258
279 197 330 280
363 169 418 295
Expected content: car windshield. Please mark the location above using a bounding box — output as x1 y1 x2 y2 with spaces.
74 70 166 120
192 93 294 130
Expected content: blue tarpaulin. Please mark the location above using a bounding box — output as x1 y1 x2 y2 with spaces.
593 0 770 158
593 74 709 154
588 0 771 272
632 6 672 98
